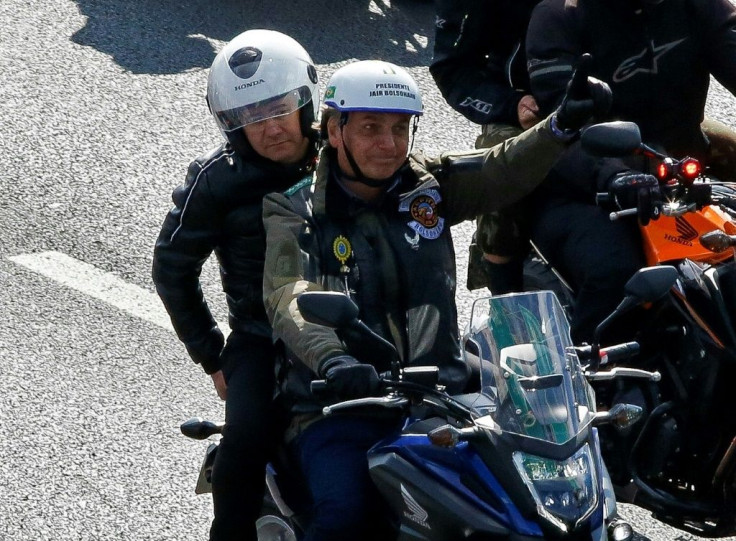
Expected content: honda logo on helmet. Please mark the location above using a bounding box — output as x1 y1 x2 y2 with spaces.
234 79 265 91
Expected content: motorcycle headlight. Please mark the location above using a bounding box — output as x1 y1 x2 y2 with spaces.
512 444 598 532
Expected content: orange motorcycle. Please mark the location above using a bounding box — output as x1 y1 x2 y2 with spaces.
527 121 736 537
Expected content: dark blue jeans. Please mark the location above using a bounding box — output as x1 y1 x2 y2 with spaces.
293 415 400 541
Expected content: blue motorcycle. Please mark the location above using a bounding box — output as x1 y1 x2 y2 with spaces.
182 290 638 540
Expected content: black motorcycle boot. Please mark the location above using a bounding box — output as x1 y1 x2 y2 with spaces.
466 241 524 294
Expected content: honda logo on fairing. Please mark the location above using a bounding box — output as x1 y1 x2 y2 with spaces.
401 484 431 529
663 216 698 246
675 217 699 241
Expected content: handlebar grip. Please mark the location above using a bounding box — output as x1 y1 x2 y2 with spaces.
574 345 593 361
575 342 639 364
311 380 328 394
600 341 640 364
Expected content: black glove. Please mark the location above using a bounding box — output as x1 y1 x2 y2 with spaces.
320 355 382 399
553 54 612 134
609 172 659 208
609 172 661 225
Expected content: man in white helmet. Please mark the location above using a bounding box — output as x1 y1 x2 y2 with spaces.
152 29 319 541
262 59 612 540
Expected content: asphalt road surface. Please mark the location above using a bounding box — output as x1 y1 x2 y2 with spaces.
2 0 735 540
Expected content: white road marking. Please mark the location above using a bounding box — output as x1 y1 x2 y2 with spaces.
8 251 189 332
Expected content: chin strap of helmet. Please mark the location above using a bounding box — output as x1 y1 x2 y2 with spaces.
338 112 406 188
409 116 419 153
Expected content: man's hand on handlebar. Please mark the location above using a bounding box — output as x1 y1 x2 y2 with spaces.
608 172 662 225
319 355 382 399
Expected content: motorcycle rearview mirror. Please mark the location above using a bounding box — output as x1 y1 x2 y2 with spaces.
296 290 359 328
590 266 677 367
296 291 402 377
518 374 563 390
580 121 642 157
700 230 736 253
621 265 678 308
180 418 224 440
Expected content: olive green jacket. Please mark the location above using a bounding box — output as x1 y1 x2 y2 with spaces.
262 115 565 421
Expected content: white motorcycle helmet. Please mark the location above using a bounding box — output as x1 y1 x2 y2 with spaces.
207 29 319 152
323 60 423 116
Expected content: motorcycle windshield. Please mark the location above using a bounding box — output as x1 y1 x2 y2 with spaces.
464 291 596 445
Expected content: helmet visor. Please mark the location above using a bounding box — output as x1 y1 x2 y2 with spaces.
216 86 312 132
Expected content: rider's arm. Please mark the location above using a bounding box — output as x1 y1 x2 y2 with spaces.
430 0 525 126
432 115 568 222
152 158 225 374
262 190 348 376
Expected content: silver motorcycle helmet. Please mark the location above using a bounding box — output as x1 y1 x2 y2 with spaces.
207 29 319 154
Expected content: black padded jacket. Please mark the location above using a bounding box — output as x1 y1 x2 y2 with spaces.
152 143 317 374
430 0 541 126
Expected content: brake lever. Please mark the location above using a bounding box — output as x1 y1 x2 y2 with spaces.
585 367 661 382
322 395 409 416
609 208 639 221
